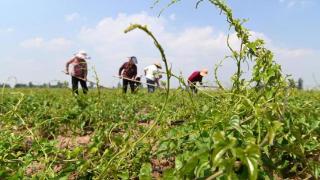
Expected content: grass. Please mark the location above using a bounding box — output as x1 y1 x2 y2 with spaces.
0 88 319 179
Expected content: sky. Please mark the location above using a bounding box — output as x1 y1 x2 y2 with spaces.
0 0 319 88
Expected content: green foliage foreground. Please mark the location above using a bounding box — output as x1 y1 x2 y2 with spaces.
0 88 319 179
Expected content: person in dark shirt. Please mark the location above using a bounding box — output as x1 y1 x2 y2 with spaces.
119 56 138 93
187 69 208 94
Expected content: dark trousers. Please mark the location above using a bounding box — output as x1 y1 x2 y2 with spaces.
146 79 156 93
123 79 135 93
72 76 88 95
189 83 198 94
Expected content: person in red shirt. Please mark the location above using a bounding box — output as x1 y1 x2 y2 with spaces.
119 56 138 93
188 69 208 94
65 51 89 95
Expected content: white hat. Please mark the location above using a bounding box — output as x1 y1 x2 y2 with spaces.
154 62 162 69
75 50 90 60
200 68 208 77
129 56 138 64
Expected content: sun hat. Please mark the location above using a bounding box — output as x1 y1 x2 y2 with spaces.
154 62 162 69
129 56 138 64
75 50 90 60
200 68 208 77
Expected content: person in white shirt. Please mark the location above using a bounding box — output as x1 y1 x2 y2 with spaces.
144 62 162 93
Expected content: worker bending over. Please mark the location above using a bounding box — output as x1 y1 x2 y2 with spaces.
188 69 208 94
144 62 162 93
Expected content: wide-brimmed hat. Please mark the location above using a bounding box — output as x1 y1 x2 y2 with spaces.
154 62 162 69
200 68 208 77
75 50 90 60
129 56 138 64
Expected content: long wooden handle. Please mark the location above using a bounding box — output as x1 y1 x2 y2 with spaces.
62 71 105 88
113 75 162 88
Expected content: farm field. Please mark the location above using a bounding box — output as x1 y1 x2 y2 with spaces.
0 88 319 179
1 0 320 179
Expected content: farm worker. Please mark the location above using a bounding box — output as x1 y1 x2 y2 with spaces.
119 56 138 93
187 69 208 94
65 50 89 95
144 62 162 93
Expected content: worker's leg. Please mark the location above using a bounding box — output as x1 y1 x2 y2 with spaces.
129 80 135 93
146 79 155 93
190 84 196 94
134 82 141 91
72 77 79 95
123 79 128 93
193 86 198 94
80 79 88 94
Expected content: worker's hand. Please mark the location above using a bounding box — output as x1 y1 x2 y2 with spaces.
65 71 69 75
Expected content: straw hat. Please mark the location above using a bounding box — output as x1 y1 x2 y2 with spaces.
129 56 138 64
200 68 208 77
75 50 90 60
154 62 162 69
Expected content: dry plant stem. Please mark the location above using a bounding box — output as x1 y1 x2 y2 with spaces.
206 170 224 180
153 0 182 16
92 66 102 97
214 57 227 90
108 123 124 148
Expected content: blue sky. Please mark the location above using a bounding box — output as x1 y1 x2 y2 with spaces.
0 0 319 88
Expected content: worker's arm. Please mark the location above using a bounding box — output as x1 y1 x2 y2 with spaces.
156 78 160 87
119 63 125 76
65 58 74 74
83 61 88 80
199 77 203 86
144 66 149 76
133 65 137 79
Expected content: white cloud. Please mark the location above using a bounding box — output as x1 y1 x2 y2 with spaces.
279 0 313 8
78 12 314 87
20 37 73 51
6 28 14 33
65 12 80 22
4 12 319 88
20 37 44 48
169 14 176 21
0 27 14 33
76 12 241 87
61 12 320 88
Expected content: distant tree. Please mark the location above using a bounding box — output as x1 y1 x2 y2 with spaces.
0 83 11 88
15 83 28 88
41 83 49 88
288 79 296 88
298 78 303 90
117 82 122 89
28 82 34 88
89 82 94 88
63 81 69 88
